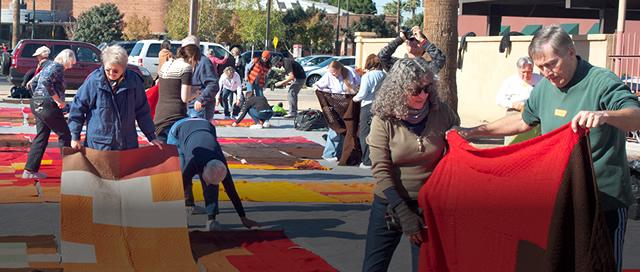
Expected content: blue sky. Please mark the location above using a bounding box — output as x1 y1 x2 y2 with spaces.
373 0 413 16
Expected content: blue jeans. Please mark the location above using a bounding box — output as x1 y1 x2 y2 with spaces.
322 128 344 159
246 80 264 97
187 102 215 121
248 108 273 124
362 196 420 272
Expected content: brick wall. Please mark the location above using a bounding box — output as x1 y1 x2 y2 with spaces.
73 0 168 33
1 0 168 33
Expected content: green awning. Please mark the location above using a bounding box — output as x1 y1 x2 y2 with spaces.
587 23 600 34
500 25 511 35
561 23 580 35
521 24 542 35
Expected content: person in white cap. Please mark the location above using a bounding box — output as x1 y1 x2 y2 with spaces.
181 35 219 121
23 46 52 87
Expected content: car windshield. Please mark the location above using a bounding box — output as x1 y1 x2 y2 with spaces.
314 57 337 68
130 43 143 57
306 56 331 66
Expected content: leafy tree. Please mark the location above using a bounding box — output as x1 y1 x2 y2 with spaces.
323 0 377 15
303 7 335 53
403 0 420 17
165 0 239 44
403 13 423 28
235 0 286 49
383 0 400 16
123 14 152 41
74 3 124 44
348 15 396 38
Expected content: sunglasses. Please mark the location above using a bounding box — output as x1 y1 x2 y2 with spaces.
409 84 432 96
105 68 121 74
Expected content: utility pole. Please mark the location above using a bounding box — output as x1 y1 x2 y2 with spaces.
12 0 20 48
31 0 35 39
613 0 627 75
188 0 199 36
265 0 271 49
345 0 350 55
396 0 401 34
334 0 341 55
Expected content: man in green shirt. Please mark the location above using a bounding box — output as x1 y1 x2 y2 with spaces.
457 25 640 271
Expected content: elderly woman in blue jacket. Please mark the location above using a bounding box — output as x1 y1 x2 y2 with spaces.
68 45 162 151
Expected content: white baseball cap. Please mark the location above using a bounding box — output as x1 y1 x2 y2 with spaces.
181 35 200 47
32 46 50 58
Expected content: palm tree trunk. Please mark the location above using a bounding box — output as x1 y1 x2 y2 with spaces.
424 0 458 112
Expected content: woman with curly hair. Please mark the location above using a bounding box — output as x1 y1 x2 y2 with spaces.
362 58 459 272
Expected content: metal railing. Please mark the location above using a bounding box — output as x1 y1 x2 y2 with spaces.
609 32 640 142
610 32 640 94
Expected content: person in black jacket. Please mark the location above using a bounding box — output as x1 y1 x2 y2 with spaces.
231 91 273 129
378 26 445 74
167 117 259 230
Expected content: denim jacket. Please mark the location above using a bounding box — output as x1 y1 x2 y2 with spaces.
68 67 156 150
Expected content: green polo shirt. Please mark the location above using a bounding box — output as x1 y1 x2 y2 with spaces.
522 57 640 211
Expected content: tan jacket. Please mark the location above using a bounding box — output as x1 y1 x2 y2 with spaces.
367 102 460 200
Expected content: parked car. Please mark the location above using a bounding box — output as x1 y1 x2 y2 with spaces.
8 39 153 89
300 55 333 67
128 39 231 77
97 41 138 55
305 56 356 87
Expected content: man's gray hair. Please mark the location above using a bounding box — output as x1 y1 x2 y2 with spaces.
182 35 200 47
528 25 575 60
516 57 533 69
371 58 439 120
101 45 128 68
202 160 227 185
54 49 76 68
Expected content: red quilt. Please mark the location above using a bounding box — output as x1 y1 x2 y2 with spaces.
418 124 614 271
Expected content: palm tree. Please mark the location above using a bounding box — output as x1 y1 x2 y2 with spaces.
424 0 458 111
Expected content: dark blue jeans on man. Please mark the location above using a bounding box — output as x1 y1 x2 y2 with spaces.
248 108 273 124
362 195 420 272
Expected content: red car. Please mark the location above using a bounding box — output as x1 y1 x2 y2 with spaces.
9 39 153 90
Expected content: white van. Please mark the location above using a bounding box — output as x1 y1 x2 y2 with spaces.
128 40 231 77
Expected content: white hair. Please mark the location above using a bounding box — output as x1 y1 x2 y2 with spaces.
516 57 533 69
182 35 200 47
101 45 128 68
201 160 227 185
54 49 76 69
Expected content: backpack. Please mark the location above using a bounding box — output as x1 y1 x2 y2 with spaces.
294 109 328 131
10 85 31 99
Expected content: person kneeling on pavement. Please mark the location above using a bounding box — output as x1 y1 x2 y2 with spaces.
168 117 259 230
231 91 273 129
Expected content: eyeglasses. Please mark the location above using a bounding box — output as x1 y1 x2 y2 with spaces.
409 84 432 96
105 68 121 74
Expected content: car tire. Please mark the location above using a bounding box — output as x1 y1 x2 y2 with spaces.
306 74 321 87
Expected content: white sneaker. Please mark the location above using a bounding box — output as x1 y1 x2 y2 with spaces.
359 163 372 169
262 120 271 128
185 205 207 215
207 219 222 231
250 124 263 129
22 170 47 179
231 115 238 119
323 157 338 162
